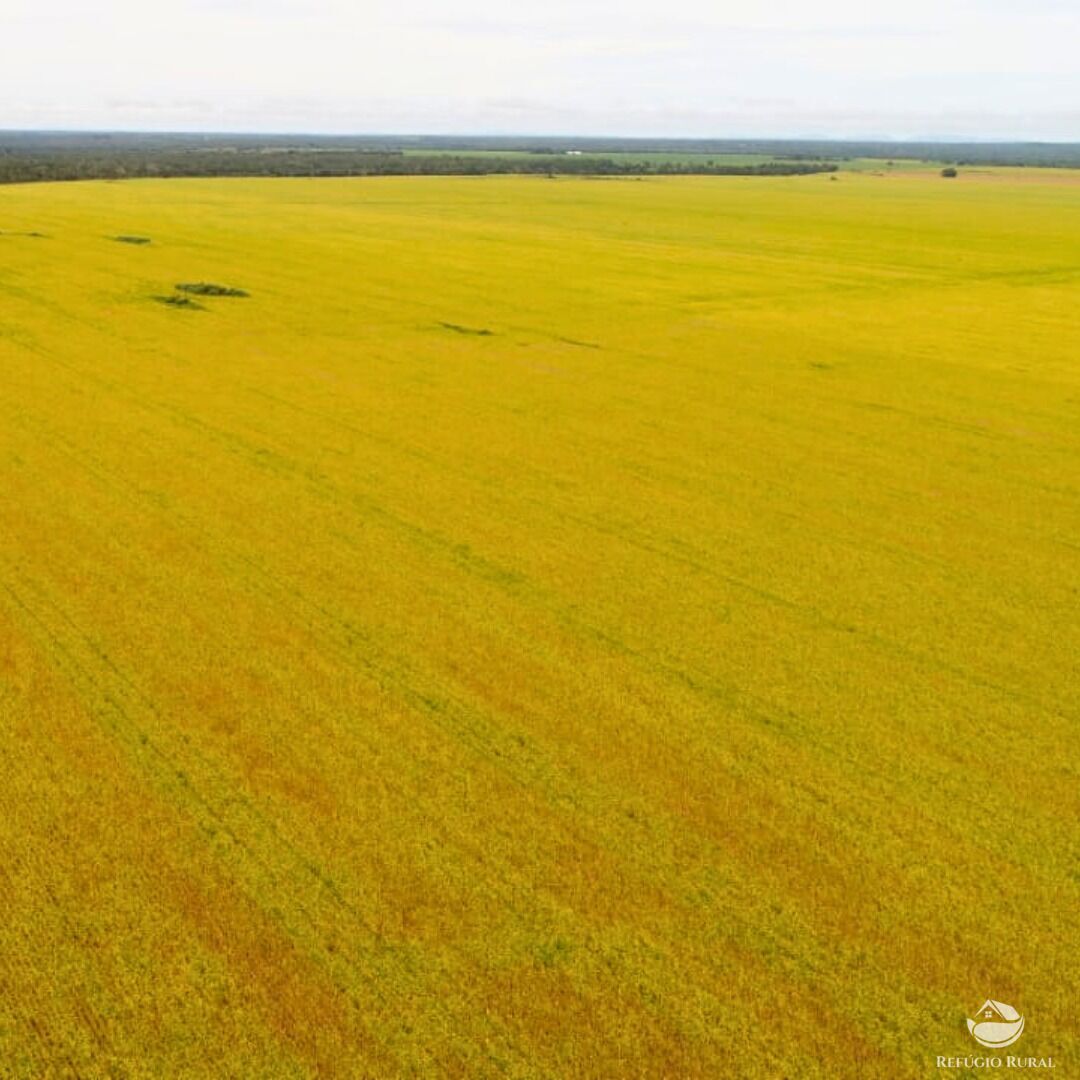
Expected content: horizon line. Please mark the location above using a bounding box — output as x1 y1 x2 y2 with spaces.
2 127 1079 146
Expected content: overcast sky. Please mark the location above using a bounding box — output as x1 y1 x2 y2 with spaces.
2 0 1077 139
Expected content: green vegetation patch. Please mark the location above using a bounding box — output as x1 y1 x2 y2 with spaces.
438 321 494 336
177 282 249 297
152 294 205 310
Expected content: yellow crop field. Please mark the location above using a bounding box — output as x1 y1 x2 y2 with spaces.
1 170 1077 1077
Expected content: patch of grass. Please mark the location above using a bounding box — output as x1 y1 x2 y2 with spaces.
152 294 205 310
555 335 601 349
113 235 152 245
176 282 249 297
438 321 494 336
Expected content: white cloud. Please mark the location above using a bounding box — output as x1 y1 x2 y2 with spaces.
1 1 1077 137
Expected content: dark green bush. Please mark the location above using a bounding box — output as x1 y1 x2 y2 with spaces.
153 294 204 310
176 282 249 297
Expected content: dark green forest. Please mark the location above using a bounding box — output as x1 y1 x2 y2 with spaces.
0 147 834 184
1 132 1078 185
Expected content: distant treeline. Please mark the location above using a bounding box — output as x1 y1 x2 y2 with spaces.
2 131 1078 185
3 132 1080 164
0 145 836 184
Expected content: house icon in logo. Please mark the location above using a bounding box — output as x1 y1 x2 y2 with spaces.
967 1000 1025 1049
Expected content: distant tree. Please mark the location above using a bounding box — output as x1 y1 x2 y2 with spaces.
941 167 958 178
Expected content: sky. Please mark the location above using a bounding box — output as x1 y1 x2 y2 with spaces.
2 0 1078 139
